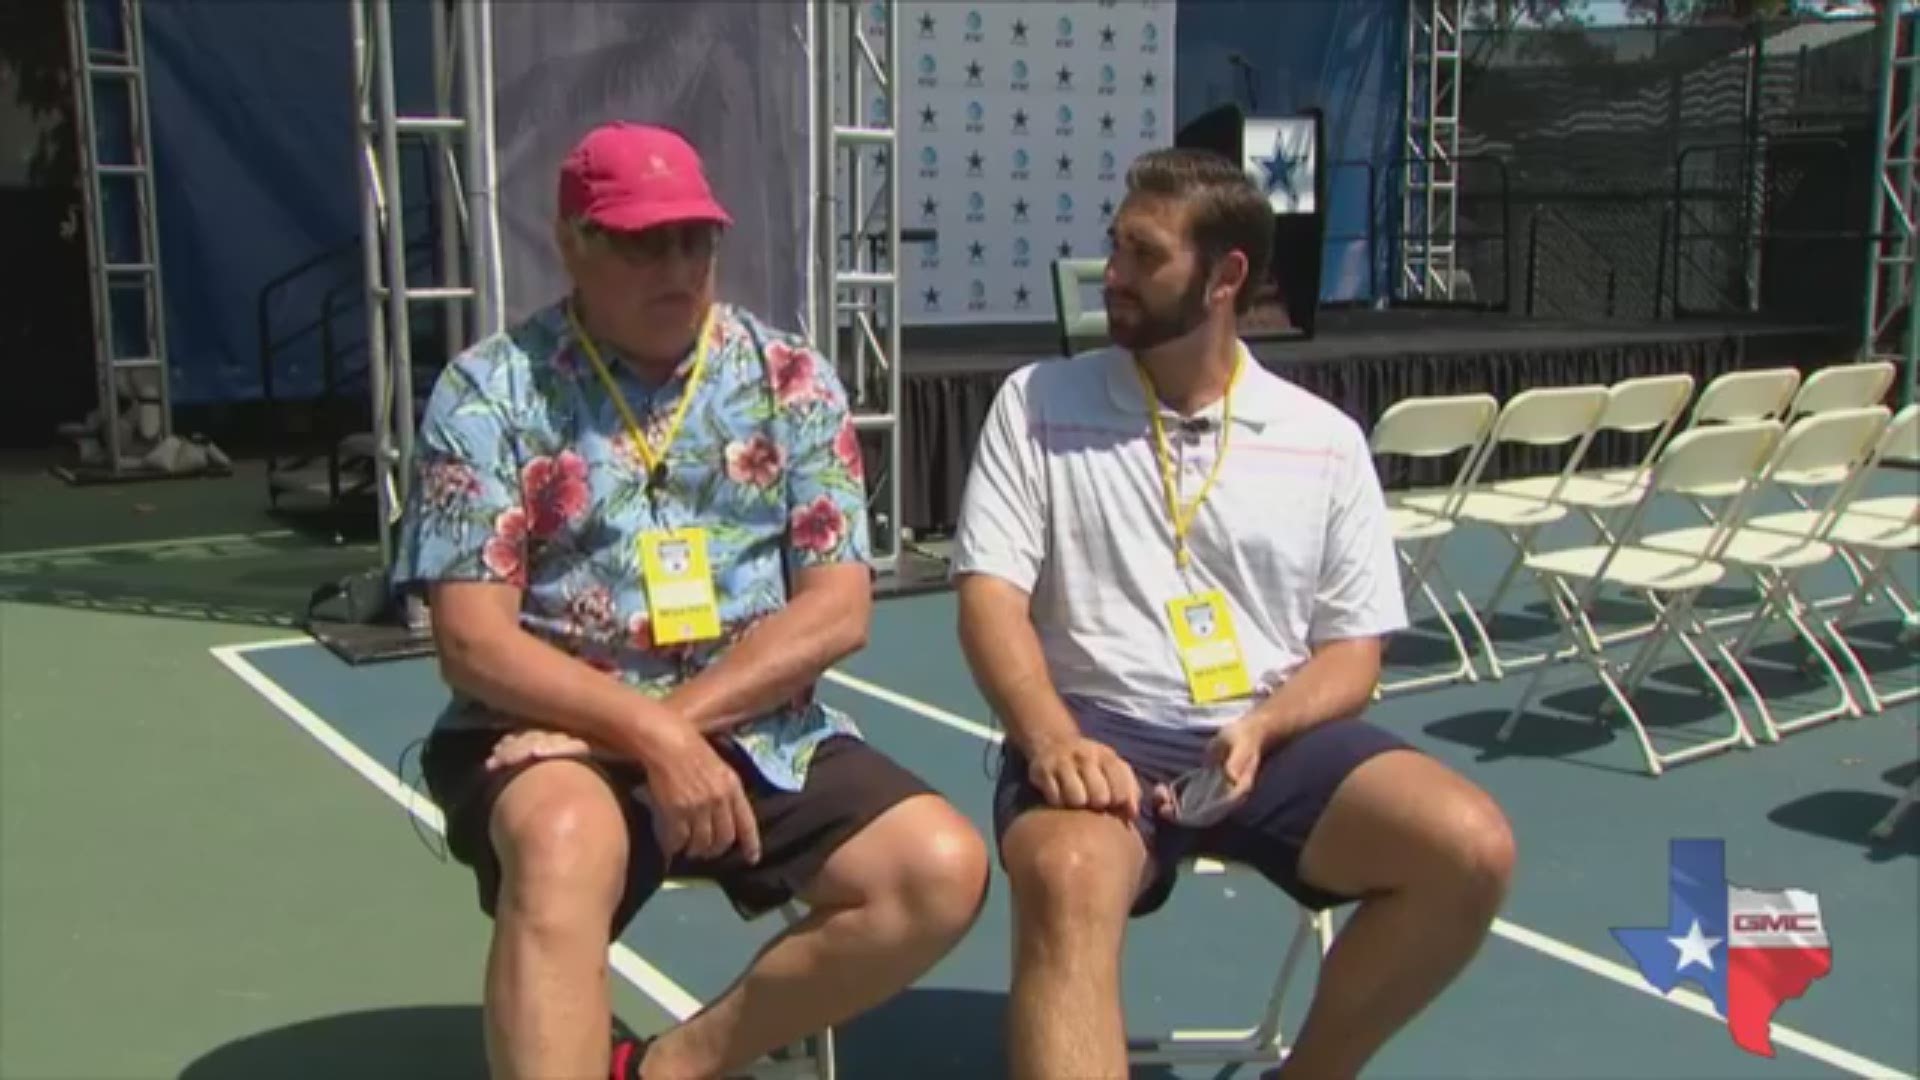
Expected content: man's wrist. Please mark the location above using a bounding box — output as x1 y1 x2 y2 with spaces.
612 695 688 766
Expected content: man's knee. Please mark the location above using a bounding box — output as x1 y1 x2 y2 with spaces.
893 801 991 933
488 760 630 923
1002 811 1144 933
1437 786 1516 906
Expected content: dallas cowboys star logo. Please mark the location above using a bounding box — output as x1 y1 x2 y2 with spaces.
1254 127 1308 202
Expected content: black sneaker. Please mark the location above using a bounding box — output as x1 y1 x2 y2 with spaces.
610 1036 652 1080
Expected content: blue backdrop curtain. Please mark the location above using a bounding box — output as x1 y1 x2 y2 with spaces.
1173 0 1406 305
143 0 433 405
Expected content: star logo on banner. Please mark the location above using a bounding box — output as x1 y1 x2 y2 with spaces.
918 13 935 36
968 240 985 262
923 287 940 308
920 196 937 219
1013 197 1030 221
1255 128 1307 200
1100 25 1116 47
1057 154 1073 177
919 105 937 128
1011 19 1028 43
1057 240 1073 259
1012 108 1028 132
966 60 982 83
1057 66 1073 89
1142 70 1157 92
1014 285 1031 306
1100 112 1116 135
1100 197 1115 220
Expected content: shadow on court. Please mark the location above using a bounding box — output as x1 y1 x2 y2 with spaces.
174 990 1177 1080
178 1005 488 1080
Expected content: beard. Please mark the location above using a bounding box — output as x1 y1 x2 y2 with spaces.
1105 270 1211 353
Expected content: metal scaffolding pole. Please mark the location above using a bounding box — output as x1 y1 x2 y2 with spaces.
1864 5 1920 407
351 0 496 570
1400 0 1462 302
813 0 903 572
65 0 173 476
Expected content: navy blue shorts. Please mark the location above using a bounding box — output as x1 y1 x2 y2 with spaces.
992 697 1413 915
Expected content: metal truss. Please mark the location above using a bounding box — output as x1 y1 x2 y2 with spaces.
812 0 903 571
66 0 171 475
1400 0 1462 302
350 0 501 569
1864 6 1919 407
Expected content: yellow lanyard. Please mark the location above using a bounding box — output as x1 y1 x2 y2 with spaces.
1135 357 1238 569
569 303 714 490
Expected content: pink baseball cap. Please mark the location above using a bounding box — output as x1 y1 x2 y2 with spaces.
557 122 733 232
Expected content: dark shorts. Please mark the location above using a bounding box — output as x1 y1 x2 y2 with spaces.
992 697 1413 915
420 728 935 934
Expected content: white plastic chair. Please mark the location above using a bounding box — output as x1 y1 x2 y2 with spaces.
1785 360 1897 422
1400 385 1612 679
1492 373 1696 545
1497 420 1786 776
1127 861 1333 1070
1637 407 1891 741
1051 258 1108 356
1746 403 1920 714
1371 393 1501 694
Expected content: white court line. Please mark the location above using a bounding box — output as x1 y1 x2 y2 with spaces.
0 529 298 562
209 638 703 1022
823 668 1914 1080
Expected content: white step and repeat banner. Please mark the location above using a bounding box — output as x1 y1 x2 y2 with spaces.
843 1 1178 326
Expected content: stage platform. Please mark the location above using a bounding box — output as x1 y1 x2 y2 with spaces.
896 306 1859 536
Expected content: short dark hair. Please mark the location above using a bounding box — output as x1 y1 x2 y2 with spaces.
1123 148 1273 314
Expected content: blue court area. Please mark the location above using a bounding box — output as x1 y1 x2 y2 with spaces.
221 491 1919 1079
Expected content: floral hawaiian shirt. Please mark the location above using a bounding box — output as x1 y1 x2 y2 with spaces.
391 300 871 792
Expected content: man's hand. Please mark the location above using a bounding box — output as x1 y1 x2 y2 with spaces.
485 728 595 771
637 720 763 866
1026 734 1142 819
1151 718 1263 821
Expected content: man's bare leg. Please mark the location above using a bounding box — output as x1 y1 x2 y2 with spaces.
1278 751 1515 1079
999 808 1152 1080
641 795 988 1078
485 760 631 1080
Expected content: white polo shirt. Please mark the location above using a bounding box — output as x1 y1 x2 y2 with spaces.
952 343 1407 733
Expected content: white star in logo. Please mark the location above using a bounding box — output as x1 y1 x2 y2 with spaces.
1669 919 1721 972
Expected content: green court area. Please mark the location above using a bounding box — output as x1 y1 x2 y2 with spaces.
2 456 1914 1079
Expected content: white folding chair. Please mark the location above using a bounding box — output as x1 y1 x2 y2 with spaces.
1745 403 1920 714
1637 407 1891 741
1127 859 1334 1070
1587 368 1800 491
1497 420 1785 776
1492 373 1696 546
1051 258 1108 356
655 883 837 1079
1400 385 1612 679
1370 393 1501 695
1785 360 1897 422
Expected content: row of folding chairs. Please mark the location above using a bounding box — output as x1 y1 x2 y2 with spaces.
1367 360 1915 776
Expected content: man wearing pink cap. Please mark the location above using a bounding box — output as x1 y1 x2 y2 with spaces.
393 122 988 1079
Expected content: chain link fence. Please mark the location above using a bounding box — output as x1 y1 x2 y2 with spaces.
1457 17 1879 325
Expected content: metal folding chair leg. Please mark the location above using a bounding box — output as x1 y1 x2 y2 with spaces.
1504 578 1756 777
658 889 836 1080
1870 771 1918 840
1126 903 1334 1070
1821 551 1920 714
1718 568 1862 740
